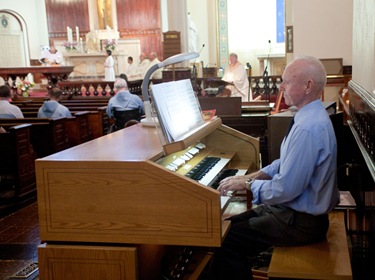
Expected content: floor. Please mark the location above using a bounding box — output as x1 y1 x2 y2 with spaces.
0 200 373 280
0 202 40 280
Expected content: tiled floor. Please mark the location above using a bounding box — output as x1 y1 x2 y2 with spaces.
0 202 40 280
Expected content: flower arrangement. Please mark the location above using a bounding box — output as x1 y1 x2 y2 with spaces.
63 42 77 50
104 39 117 51
17 80 35 97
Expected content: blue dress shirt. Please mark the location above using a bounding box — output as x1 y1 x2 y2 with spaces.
251 100 340 215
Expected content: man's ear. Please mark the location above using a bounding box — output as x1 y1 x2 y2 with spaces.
305 79 314 95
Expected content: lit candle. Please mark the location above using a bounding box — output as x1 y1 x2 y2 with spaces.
76 26 79 44
67 26 70 42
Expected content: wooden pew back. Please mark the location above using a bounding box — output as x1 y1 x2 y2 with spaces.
0 124 37 212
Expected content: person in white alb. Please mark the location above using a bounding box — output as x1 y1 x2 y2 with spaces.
222 53 251 101
125 56 137 80
104 49 116 81
146 52 162 79
39 46 65 66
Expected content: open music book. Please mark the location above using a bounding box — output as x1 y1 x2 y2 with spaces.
151 79 205 143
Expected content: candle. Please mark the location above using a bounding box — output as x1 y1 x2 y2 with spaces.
76 26 79 44
106 25 111 41
67 27 73 44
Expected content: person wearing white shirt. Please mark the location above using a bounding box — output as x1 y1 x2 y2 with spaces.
39 46 65 66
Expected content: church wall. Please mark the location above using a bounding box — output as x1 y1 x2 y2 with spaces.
290 0 353 66
0 0 49 59
187 0 216 68
116 0 162 58
45 0 90 42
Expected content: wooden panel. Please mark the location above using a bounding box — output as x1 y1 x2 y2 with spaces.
45 0 90 40
116 0 162 57
36 160 223 247
116 0 160 30
38 243 138 280
199 97 242 117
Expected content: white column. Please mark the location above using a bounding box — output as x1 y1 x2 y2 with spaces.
166 0 188 54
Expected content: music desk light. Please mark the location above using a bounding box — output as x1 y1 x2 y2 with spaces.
141 52 199 126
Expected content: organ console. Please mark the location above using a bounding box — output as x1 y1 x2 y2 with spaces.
36 116 260 279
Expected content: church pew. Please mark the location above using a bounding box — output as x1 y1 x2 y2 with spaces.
64 111 93 146
0 117 70 158
15 107 108 139
0 124 37 213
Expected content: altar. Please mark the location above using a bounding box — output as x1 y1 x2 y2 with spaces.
64 52 127 79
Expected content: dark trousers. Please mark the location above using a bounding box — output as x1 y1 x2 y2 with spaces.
210 204 329 280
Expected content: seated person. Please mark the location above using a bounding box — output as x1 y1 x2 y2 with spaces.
107 78 145 132
125 56 137 79
106 78 145 119
0 85 24 118
39 46 65 66
37 88 72 118
210 56 339 280
119 73 129 84
221 53 251 101
134 52 151 79
146 52 163 79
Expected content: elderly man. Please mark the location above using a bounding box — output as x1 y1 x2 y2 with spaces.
106 78 145 117
210 56 339 279
222 53 251 101
146 52 163 79
134 52 151 79
106 78 145 131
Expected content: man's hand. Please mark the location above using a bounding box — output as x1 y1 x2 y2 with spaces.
218 175 247 196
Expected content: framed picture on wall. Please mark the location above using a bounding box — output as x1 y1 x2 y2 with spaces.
286 26 293 53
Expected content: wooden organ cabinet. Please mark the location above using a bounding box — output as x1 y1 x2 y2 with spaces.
36 117 260 279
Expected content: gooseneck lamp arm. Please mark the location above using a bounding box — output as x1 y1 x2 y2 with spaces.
141 52 199 123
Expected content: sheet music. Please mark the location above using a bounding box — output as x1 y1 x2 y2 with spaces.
151 79 204 143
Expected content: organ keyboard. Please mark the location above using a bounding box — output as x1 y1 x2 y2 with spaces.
36 117 260 279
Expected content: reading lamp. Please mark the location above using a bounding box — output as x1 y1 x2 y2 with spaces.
141 51 199 125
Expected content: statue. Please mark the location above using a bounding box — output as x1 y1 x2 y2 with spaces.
86 31 100 53
97 0 113 29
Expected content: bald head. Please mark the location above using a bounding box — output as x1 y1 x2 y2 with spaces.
287 56 327 94
281 56 327 109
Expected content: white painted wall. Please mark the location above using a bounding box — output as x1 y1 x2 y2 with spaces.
289 0 353 66
0 0 49 60
186 0 216 68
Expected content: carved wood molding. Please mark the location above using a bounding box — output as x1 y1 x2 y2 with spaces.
120 29 161 37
